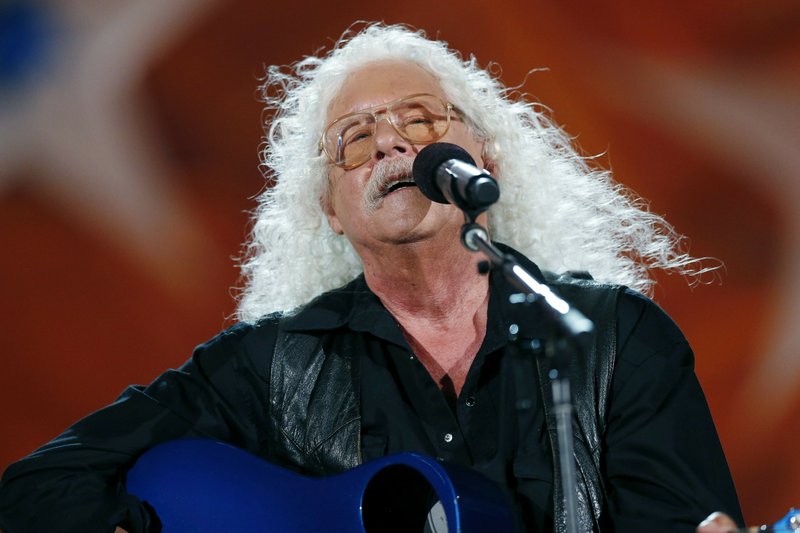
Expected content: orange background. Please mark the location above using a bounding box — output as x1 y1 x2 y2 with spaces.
1 0 798 526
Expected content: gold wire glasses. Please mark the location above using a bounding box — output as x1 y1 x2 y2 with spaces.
320 93 454 170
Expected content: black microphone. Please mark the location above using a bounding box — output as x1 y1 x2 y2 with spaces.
412 142 499 213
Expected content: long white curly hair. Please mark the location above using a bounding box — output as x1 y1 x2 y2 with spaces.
237 23 701 322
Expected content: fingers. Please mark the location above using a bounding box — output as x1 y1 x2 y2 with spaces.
697 512 739 533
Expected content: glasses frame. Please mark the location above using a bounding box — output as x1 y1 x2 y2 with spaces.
319 93 454 170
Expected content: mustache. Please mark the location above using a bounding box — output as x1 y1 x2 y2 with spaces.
362 157 416 212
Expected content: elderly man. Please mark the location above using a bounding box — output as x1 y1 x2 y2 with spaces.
0 24 743 532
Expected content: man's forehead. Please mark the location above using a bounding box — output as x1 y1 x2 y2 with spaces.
327 60 446 117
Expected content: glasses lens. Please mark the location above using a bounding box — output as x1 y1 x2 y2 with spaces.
325 113 376 168
390 95 450 144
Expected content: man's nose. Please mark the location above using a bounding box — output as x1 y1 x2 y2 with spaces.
372 118 412 161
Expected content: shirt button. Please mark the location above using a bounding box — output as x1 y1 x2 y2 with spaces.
465 397 476 407
443 433 453 443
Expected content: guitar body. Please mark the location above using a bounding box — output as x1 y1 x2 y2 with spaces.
125 439 515 533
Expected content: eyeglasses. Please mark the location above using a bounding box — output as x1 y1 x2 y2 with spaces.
320 93 454 170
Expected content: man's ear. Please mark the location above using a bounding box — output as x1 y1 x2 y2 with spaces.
479 140 498 177
320 190 344 235
484 158 498 176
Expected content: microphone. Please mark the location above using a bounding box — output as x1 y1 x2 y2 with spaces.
412 142 499 213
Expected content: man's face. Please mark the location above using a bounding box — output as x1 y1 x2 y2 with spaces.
322 61 488 252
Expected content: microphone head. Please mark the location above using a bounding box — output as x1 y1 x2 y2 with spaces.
413 142 476 204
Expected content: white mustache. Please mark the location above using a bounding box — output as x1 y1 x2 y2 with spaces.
362 157 416 212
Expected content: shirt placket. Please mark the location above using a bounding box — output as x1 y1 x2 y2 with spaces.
387 344 472 465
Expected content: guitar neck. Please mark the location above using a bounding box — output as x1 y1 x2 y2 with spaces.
742 508 799 533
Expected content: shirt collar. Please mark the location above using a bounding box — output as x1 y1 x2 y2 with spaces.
281 242 546 342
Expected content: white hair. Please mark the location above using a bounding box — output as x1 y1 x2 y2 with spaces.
237 23 704 322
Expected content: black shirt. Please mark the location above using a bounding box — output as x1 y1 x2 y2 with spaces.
0 258 743 532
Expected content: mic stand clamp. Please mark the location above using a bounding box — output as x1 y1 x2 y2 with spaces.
460 220 593 533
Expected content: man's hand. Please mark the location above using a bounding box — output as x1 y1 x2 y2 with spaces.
698 512 739 532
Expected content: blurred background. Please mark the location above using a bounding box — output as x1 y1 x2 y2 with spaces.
1 0 798 526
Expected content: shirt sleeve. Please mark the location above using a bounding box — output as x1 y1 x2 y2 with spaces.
603 290 743 532
0 321 276 533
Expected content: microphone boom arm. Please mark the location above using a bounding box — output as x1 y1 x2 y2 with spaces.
461 222 591 533
462 223 593 343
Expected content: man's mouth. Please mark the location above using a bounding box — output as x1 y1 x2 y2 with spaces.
384 179 417 196
363 157 418 211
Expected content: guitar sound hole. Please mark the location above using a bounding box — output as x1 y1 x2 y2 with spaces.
362 465 447 533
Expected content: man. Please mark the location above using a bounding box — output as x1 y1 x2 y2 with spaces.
0 24 743 532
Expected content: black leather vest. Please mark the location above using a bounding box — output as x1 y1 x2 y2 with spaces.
268 273 621 531
537 272 619 532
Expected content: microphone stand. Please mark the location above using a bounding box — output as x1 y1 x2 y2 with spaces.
460 222 594 533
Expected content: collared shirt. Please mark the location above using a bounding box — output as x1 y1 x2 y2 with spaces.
0 255 743 532
349 268 554 530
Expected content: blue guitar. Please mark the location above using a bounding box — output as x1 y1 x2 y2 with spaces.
126 439 799 532
125 439 516 532
752 509 800 533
